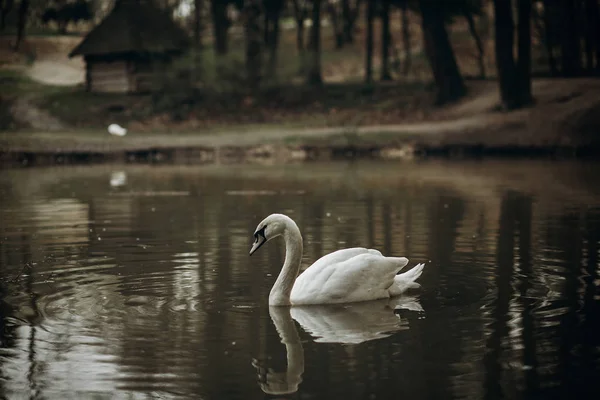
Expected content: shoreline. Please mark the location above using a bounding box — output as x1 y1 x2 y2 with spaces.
1 123 598 167
2 77 600 167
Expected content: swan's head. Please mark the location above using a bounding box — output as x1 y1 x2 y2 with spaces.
249 214 296 256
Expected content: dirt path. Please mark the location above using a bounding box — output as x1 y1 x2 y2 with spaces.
0 36 84 86
9 95 65 131
27 58 84 86
25 36 84 86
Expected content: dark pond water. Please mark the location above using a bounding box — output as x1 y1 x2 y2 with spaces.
1 161 599 399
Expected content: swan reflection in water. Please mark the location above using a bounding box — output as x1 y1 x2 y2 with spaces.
252 296 424 396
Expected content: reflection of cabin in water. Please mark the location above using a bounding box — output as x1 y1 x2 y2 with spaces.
68 0 190 94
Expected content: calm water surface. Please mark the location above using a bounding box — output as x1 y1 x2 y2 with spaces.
0 161 599 399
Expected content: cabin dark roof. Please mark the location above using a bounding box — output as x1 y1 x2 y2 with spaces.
69 0 190 58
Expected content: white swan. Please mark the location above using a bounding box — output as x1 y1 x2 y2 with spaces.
249 213 425 306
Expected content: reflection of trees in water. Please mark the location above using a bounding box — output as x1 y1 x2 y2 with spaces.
421 191 471 399
515 195 539 396
0 238 17 348
484 192 534 400
550 209 600 398
0 231 44 398
201 199 233 398
0 242 17 397
580 211 600 395
23 235 42 400
482 192 600 399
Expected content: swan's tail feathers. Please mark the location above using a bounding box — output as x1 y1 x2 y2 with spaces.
402 262 425 287
390 263 425 296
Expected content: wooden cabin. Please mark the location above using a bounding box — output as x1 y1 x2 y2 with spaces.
69 0 190 94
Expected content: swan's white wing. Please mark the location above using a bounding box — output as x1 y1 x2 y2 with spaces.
296 247 383 285
291 253 407 304
303 247 381 272
292 248 378 299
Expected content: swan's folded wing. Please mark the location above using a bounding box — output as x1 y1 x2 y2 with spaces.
304 247 379 272
292 253 405 304
293 248 380 298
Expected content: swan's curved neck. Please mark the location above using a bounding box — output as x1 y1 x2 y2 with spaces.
269 220 303 306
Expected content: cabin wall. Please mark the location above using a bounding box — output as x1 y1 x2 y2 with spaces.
87 59 131 93
85 56 174 94
130 61 156 93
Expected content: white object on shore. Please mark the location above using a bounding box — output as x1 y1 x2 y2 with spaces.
110 171 127 187
108 124 127 136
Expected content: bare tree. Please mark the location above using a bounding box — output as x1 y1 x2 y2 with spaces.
0 0 14 31
420 0 466 104
583 0 600 72
264 0 283 78
326 0 344 48
400 0 411 75
341 0 361 44
307 0 323 85
245 0 263 89
365 0 375 83
291 0 309 73
380 0 392 81
210 0 230 55
463 7 486 78
193 0 204 78
493 0 532 109
14 0 29 51
560 0 581 76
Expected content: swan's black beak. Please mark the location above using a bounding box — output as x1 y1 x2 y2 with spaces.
249 226 267 256
249 236 266 256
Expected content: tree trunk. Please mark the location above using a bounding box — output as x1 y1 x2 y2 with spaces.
269 16 280 76
583 2 594 71
265 0 283 79
380 0 392 81
494 0 518 108
401 1 411 75
194 0 203 48
296 18 305 72
306 0 322 86
584 0 600 71
1 0 14 31
13 0 28 51
263 12 270 45
420 1 466 104
560 0 581 76
365 0 375 83
517 0 532 105
245 0 263 90
464 8 485 79
193 0 203 80
292 0 307 73
342 0 360 44
493 0 532 109
326 1 344 48
541 0 558 76
210 0 229 55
